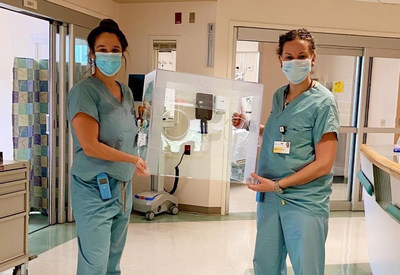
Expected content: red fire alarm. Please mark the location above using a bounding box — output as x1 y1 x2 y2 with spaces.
175 12 182 24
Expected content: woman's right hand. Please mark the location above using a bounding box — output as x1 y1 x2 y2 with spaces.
232 112 248 128
134 157 150 177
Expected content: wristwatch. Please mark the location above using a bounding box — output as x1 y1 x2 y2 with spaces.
274 180 284 194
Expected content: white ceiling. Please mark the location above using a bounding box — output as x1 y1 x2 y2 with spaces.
112 0 400 4
112 0 216 3
356 0 400 4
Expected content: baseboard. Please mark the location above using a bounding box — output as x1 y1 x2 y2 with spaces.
179 204 221 214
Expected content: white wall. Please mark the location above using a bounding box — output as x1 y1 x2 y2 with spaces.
0 9 49 160
118 2 217 77
235 41 259 82
214 0 400 79
46 0 119 19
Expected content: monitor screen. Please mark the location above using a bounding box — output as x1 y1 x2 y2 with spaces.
128 74 145 102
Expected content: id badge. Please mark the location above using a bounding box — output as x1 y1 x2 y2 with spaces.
137 132 147 147
273 141 290 154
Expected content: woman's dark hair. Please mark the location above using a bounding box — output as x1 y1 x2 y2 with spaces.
276 28 316 56
87 19 128 53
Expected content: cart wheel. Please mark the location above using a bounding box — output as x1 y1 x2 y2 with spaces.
170 205 179 215
145 211 155 220
12 266 21 275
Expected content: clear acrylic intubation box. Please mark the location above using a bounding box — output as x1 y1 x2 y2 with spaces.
136 70 264 183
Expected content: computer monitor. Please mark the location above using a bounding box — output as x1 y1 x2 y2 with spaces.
128 74 145 102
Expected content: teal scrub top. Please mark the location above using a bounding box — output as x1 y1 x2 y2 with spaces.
67 76 138 182
257 82 340 217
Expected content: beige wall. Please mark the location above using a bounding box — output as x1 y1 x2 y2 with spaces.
47 0 119 19
119 3 221 211
258 42 287 124
118 2 217 77
214 0 400 79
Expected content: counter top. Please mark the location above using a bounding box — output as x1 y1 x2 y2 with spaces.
360 144 400 181
359 144 400 275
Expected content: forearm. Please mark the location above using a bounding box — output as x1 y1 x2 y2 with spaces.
259 125 265 136
84 141 139 164
279 160 332 189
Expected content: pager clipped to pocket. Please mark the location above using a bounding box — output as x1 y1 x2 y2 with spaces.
97 173 112 200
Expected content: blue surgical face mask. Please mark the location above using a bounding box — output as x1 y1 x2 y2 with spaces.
95 52 122 77
281 59 312 84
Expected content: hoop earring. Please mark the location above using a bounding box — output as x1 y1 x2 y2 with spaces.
89 57 96 75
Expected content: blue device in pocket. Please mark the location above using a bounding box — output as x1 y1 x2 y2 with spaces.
97 173 112 200
256 192 264 202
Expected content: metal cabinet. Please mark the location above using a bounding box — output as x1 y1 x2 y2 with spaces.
0 161 30 273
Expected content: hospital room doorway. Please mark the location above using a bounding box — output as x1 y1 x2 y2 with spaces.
228 41 260 213
228 35 362 213
0 2 98 230
227 27 400 213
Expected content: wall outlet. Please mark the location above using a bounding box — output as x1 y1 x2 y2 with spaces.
380 119 386 127
184 145 191 155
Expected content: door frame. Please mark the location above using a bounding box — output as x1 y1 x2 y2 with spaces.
65 24 92 222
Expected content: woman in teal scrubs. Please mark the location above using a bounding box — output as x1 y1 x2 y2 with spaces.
234 29 339 275
67 19 149 275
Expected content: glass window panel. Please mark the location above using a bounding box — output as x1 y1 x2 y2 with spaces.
331 133 355 201
74 37 89 83
367 57 400 128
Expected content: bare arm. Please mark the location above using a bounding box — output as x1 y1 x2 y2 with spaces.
72 112 148 176
248 132 338 192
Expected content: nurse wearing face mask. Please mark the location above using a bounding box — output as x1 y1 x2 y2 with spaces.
67 19 149 275
246 29 339 274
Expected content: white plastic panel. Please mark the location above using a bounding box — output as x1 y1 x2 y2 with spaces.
139 70 264 182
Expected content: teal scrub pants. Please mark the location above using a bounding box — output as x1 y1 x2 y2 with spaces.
71 174 132 275
253 193 328 275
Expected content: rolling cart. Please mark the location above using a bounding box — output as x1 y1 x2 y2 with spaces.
0 161 36 275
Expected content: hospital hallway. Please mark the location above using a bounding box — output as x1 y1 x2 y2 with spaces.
0 210 371 275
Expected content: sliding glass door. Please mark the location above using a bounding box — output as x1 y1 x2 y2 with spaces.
0 7 52 232
314 48 362 210
0 2 98 229
66 25 91 222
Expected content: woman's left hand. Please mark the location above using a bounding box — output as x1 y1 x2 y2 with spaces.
247 173 275 192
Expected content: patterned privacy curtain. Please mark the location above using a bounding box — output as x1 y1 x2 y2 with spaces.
12 57 49 214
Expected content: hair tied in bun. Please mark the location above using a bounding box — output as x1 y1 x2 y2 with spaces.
99 19 120 30
87 18 128 53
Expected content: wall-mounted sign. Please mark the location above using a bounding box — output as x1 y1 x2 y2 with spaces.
333 81 344 93
23 0 38 10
